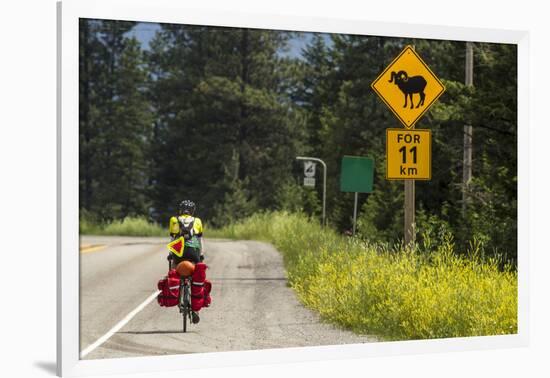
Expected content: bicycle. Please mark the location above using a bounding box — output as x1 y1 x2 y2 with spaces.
168 257 199 333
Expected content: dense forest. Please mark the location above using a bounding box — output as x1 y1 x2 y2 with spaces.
79 19 517 262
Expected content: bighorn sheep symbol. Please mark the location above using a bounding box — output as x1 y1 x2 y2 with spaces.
389 71 427 109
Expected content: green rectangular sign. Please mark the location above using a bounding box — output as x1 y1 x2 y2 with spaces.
340 156 374 193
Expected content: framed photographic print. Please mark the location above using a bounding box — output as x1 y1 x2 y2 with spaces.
57 0 529 376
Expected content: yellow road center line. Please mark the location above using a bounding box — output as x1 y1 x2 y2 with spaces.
80 244 107 254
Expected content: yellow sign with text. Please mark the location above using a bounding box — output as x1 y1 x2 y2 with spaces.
386 129 431 180
372 46 445 129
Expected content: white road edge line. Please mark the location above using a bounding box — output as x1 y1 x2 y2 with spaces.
80 290 161 358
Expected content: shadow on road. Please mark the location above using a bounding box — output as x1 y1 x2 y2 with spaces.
117 330 197 335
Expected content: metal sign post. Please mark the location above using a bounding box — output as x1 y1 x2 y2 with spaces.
352 192 359 236
296 156 327 226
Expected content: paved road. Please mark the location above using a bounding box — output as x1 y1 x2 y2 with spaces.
80 236 376 360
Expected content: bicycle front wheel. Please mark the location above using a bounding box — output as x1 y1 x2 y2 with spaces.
182 283 191 333
179 280 188 333
182 307 187 333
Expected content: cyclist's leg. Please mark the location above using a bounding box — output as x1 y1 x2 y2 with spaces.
168 254 176 270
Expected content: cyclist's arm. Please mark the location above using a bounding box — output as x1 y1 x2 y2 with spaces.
195 231 203 255
195 218 204 259
169 216 180 239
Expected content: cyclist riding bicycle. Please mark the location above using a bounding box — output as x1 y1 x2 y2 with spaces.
167 199 205 325
168 199 204 269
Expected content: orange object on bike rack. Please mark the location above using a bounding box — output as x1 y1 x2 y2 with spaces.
176 260 195 277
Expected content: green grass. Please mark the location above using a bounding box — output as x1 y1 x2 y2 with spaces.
80 216 165 237
211 211 518 341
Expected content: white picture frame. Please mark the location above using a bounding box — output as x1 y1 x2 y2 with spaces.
57 0 529 376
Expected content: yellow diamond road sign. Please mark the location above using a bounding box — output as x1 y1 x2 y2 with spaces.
372 46 445 129
386 128 431 180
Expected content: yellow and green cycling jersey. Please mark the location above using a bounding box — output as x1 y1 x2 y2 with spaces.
169 215 204 249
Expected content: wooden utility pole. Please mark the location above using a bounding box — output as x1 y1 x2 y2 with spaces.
463 42 474 213
462 42 474 215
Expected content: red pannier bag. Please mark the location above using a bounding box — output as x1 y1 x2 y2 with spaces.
157 269 180 307
193 262 207 282
203 280 212 307
191 263 208 311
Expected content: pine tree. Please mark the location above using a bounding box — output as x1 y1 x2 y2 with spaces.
79 19 152 220
147 25 306 223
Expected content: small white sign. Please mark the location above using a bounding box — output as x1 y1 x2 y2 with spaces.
304 177 316 187
304 161 316 178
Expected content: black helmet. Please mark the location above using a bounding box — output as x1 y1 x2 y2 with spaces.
179 200 196 215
